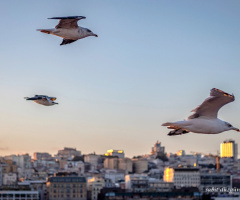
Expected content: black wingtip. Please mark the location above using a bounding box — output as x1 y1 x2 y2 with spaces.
48 16 86 20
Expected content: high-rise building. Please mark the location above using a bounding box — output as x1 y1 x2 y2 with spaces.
220 140 238 160
151 141 165 156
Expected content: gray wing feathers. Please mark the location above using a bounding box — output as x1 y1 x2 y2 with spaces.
188 88 235 119
48 16 86 29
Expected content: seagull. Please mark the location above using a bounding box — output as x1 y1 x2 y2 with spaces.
25 95 58 106
37 16 98 45
162 88 240 136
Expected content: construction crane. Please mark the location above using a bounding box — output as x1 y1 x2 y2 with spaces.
190 151 220 173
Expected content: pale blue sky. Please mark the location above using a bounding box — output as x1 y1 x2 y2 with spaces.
1 1 240 157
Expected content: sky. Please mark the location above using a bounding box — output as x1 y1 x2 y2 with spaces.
1 0 240 158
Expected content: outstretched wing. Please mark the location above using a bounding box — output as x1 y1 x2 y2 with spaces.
48 16 86 29
188 88 235 119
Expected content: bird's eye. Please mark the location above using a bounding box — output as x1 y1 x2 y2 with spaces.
228 124 232 127
86 29 91 33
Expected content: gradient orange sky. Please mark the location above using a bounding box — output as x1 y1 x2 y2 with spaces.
1 0 240 158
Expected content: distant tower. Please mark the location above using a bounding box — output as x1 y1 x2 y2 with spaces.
151 141 165 156
220 140 238 160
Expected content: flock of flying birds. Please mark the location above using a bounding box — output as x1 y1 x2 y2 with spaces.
25 16 239 136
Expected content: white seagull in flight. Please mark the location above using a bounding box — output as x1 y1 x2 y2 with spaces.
162 88 239 136
37 16 98 45
25 95 58 106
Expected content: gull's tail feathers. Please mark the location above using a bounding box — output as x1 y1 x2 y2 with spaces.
162 122 173 126
36 29 53 34
162 121 189 136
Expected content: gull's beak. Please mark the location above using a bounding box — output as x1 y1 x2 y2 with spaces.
233 128 240 132
94 34 98 37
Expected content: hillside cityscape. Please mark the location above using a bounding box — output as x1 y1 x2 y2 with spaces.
0 139 239 200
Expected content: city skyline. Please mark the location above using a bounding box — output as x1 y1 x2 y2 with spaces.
1 1 240 157
0 139 237 159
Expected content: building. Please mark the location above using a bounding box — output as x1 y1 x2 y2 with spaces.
105 150 125 158
118 158 133 173
148 179 174 192
0 191 39 200
164 167 200 189
3 173 17 185
125 174 149 192
200 173 232 192
132 158 148 174
104 158 118 170
84 154 100 170
47 175 87 200
151 141 165 156
104 169 125 184
220 140 238 160
33 152 52 160
18 180 47 200
163 167 174 182
177 150 186 156
5 154 31 169
56 147 81 160
63 161 85 175
87 177 105 200
0 166 2 186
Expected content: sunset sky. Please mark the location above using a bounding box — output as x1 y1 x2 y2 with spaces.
1 0 240 158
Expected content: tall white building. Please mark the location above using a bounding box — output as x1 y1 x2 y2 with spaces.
220 140 238 160
164 167 200 189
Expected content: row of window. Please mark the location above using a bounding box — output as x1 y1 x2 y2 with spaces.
51 189 84 193
53 184 84 188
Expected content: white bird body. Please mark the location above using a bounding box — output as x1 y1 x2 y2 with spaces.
165 118 228 134
43 27 93 40
162 88 239 136
25 95 58 106
37 16 98 45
